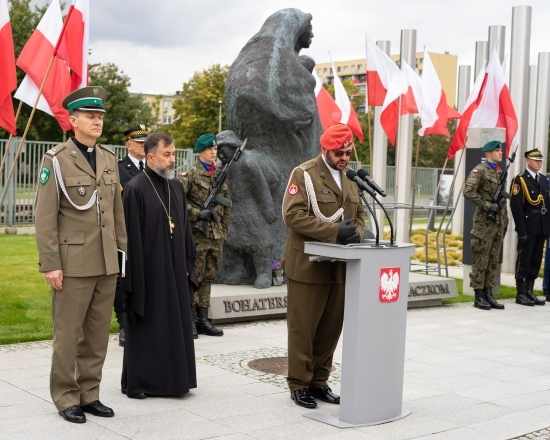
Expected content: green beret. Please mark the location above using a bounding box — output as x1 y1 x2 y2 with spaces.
194 134 217 152
481 140 504 152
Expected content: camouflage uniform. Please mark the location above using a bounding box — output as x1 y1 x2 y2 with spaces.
180 162 230 307
463 162 508 289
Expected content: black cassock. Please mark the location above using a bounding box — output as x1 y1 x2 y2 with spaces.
121 168 198 397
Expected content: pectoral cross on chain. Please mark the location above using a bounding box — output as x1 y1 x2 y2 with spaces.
169 216 175 235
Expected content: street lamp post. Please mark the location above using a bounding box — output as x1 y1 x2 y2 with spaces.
218 100 223 133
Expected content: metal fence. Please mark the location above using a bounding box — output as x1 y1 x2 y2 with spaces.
1 138 448 226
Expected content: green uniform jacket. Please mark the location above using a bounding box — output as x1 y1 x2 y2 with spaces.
35 140 127 276
282 155 365 284
180 162 231 240
463 162 508 236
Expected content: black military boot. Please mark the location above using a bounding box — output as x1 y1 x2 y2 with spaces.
525 279 545 305
191 306 198 339
483 287 504 309
115 310 126 347
196 307 224 336
474 289 491 310
516 280 535 306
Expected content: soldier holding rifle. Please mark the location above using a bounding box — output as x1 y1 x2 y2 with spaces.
180 134 232 337
463 140 509 310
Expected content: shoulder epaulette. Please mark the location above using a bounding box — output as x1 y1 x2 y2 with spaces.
96 144 116 156
118 158 123 163
299 160 317 171
45 144 66 156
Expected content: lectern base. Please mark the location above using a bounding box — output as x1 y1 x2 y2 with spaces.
303 409 412 428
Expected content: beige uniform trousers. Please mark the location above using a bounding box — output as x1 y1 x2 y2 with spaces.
50 274 116 411
286 278 345 392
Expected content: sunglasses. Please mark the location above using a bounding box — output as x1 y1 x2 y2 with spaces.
332 150 353 158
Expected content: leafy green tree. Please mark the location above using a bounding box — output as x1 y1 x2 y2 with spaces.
88 63 155 145
168 64 229 149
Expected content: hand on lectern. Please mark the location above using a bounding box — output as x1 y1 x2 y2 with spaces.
337 219 357 244
341 231 360 245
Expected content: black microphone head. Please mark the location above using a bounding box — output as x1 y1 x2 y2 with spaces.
346 169 358 180
357 169 367 179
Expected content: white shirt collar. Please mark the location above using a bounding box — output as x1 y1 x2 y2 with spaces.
128 153 145 169
526 167 538 180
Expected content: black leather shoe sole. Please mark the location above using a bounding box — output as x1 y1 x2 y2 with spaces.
59 406 86 423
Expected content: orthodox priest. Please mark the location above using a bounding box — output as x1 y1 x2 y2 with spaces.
121 133 198 399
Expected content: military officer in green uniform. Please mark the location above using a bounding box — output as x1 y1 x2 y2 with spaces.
510 148 550 306
463 140 508 310
180 133 230 337
282 124 365 409
35 87 127 423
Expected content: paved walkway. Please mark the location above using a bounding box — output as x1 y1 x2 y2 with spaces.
2 299 550 440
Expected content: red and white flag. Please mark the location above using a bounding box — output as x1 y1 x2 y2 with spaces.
365 34 404 107
379 68 407 146
447 61 487 159
14 0 71 131
400 59 422 115
418 50 459 138
469 46 517 155
0 0 17 135
330 59 363 141
312 70 340 130
57 0 89 90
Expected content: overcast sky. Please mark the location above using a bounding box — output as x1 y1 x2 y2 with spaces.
34 0 550 95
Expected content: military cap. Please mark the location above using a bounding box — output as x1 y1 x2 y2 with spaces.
194 133 217 152
525 148 543 160
481 140 504 152
123 124 149 142
62 86 108 113
320 124 354 151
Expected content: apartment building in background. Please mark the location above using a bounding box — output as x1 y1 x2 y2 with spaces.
315 52 458 115
135 91 182 125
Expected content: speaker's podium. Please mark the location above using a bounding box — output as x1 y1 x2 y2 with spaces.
303 239 415 428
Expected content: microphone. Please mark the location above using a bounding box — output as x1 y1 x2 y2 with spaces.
357 169 386 197
345 170 377 198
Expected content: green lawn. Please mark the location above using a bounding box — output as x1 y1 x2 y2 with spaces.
0 235 119 345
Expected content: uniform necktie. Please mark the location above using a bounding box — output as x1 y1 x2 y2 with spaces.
139 161 144 171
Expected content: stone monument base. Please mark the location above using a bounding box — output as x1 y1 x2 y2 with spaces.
209 273 457 323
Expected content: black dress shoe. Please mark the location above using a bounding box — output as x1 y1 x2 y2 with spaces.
309 386 340 404
128 392 147 399
59 405 86 423
80 400 114 417
516 294 535 306
290 388 317 408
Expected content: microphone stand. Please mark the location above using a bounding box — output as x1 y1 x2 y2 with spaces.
357 188 381 247
370 194 396 247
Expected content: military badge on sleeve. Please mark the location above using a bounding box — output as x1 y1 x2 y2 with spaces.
39 167 50 185
512 184 520 195
288 183 299 195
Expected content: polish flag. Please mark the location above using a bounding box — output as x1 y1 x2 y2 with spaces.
0 0 17 135
312 70 340 130
447 61 487 159
56 0 89 90
14 0 71 132
469 46 517 155
418 51 460 138
365 34 404 108
400 59 422 115
330 59 363 141
379 67 407 146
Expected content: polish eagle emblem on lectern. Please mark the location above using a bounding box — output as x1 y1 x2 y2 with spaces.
379 267 400 303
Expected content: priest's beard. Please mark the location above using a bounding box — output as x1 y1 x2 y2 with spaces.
152 163 175 180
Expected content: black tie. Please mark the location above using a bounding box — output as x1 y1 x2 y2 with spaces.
139 161 144 171
535 174 538 182
87 150 96 173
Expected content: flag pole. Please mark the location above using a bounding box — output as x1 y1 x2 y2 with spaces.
0 101 23 177
409 131 421 237
0 54 56 208
367 106 373 169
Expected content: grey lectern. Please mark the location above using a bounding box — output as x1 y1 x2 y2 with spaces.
303 239 415 428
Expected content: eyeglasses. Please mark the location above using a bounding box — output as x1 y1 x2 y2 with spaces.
332 150 353 158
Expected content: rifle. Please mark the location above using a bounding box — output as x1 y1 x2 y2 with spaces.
487 143 518 222
194 138 247 236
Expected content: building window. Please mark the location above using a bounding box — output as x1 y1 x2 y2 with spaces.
337 66 341 73
163 100 173 109
324 68 328 73
357 64 362 71
163 116 172 124
344 66 348 72
317 68 321 74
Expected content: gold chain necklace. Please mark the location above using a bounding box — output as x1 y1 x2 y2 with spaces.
144 170 175 236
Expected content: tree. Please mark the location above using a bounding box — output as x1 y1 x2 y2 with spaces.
168 64 229 149
89 63 155 145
